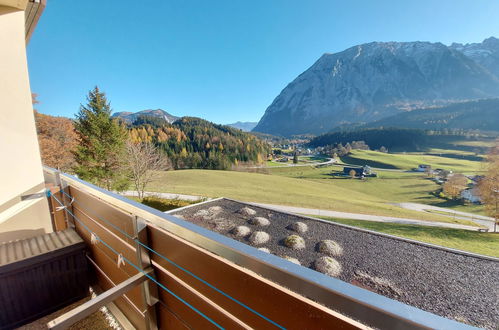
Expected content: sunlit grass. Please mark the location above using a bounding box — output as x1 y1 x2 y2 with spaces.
317 217 499 257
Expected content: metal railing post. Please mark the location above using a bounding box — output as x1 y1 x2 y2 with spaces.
133 216 159 330
53 170 74 229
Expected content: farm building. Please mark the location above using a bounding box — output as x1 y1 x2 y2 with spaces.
416 164 431 172
461 187 481 203
343 165 376 177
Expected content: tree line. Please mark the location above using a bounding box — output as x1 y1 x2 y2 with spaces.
307 128 429 151
128 116 270 170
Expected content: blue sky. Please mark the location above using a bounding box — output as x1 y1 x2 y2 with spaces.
28 0 499 124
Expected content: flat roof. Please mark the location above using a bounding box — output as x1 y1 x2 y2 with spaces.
172 198 499 329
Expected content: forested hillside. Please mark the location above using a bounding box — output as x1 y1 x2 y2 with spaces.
362 99 499 131
129 116 271 169
35 110 271 171
307 128 430 151
34 111 77 171
307 127 496 152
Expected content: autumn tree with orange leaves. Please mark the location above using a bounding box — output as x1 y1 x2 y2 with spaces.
478 141 499 232
33 93 78 171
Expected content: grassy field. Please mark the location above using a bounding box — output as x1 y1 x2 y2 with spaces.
449 139 497 149
269 167 440 202
265 160 286 167
340 150 484 173
268 166 486 214
316 217 499 257
147 169 479 226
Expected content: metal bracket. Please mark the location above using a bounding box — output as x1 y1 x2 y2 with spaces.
47 269 152 330
20 192 46 201
133 216 159 330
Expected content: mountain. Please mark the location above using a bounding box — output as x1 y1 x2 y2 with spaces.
358 98 499 132
112 109 178 124
227 121 258 131
253 38 499 136
450 37 499 78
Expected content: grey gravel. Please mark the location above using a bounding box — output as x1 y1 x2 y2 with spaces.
172 198 499 329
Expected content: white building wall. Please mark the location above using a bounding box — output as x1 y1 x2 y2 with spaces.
0 6 52 241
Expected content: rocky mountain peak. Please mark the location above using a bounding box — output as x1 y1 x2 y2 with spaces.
253 38 499 136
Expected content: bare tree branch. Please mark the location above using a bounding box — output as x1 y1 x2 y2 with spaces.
126 142 171 199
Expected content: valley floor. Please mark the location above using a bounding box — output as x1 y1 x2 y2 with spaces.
145 168 483 227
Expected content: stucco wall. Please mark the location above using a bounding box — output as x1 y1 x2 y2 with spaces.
0 7 52 240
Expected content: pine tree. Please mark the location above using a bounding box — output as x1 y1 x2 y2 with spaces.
73 87 128 190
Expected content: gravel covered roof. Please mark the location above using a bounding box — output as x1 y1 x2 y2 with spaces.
171 198 499 329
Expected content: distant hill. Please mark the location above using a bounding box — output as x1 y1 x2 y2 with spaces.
227 121 258 131
253 37 499 136
112 109 178 124
354 98 499 132
129 117 271 170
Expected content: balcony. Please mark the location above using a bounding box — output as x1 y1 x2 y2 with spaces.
0 167 467 329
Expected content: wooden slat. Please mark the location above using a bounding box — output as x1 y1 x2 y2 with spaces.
153 262 250 329
90 245 145 307
157 303 190 330
70 187 136 245
65 188 150 329
148 225 362 330
95 271 146 330
72 204 138 277
49 191 67 231
59 182 363 329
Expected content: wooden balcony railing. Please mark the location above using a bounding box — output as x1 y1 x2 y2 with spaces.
43 167 475 330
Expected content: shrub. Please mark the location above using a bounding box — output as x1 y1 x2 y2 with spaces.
141 196 194 212
317 240 343 257
314 256 342 277
232 225 251 237
249 231 270 245
287 222 308 233
239 207 257 216
248 217 270 226
283 256 301 265
283 235 306 250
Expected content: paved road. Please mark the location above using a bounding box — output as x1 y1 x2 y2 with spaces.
396 202 496 231
250 203 482 231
